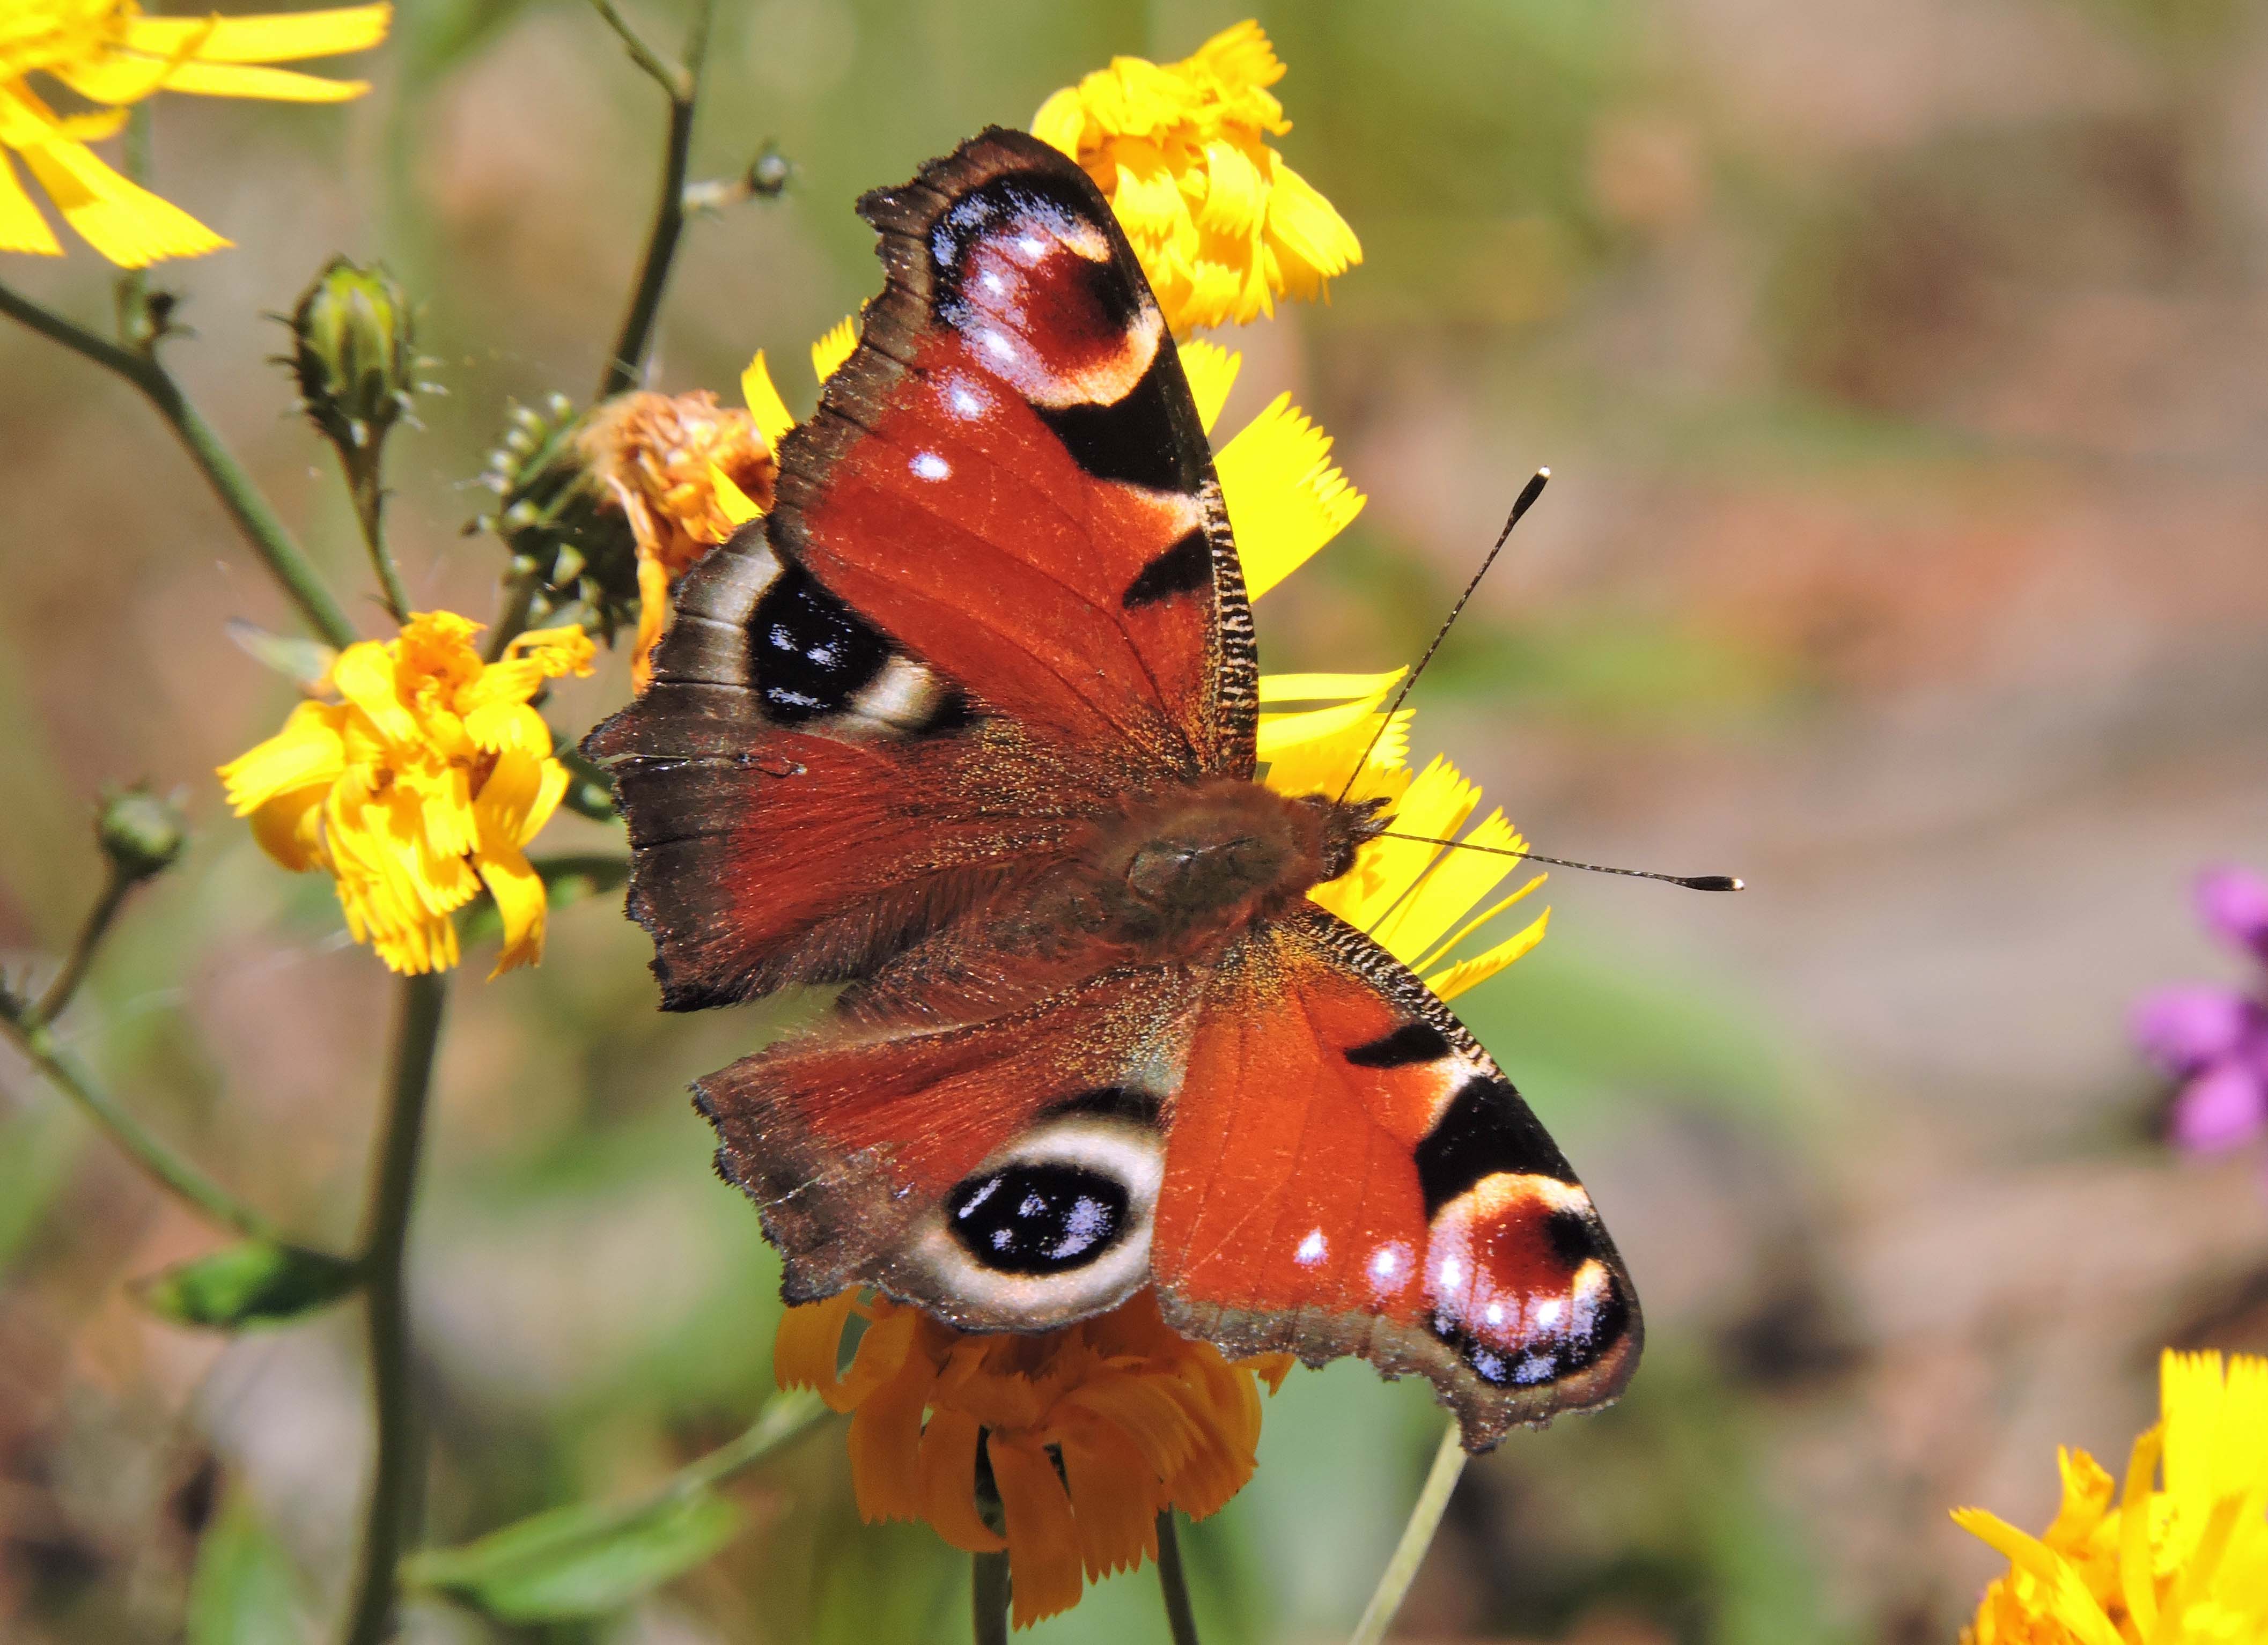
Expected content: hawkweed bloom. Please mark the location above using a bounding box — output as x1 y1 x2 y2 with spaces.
1033 19 1362 335
2132 866 2268 1155
218 612 594 977
1 1 391 265
572 389 778 687
1952 1348 2268 1644
777 1287 1288 1627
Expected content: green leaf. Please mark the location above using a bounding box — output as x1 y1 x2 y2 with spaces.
406 1487 743 1622
188 1484 310 1645
136 1240 361 1329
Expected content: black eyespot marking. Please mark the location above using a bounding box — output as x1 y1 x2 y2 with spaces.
1413 1076 1574 1218
1041 1087 1165 1127
1036 350 1203 494
1344 1021 1453 1069
947 1162 1129 1274
747 560 890 725
1544 1206 1600 1272
1122 529 1213 609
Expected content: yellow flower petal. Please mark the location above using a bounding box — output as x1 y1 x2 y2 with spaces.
710 460 763 526
218 699 347 814
0 149 59 253
474 846 546 977
914 1408 1005 1554
1177 338 1239 434
1214 393 1364 599
1371 808 1524 963
113 60 367 102
2 89 226 266
741 350 797 449
772 1292 859 1398
811 313 858 385
123 5 392 65
1425 909 1550 1002
1414 873 1546 976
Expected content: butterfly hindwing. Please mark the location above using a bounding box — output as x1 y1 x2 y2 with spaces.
1151 904 1641 1449
585 128 1253 1009
697 962 1203 1330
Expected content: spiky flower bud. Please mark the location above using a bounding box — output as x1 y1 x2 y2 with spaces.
288 257 418 461
97 787 187 883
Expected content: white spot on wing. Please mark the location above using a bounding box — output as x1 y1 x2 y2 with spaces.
910 451 950 481
1294 1229 1327 1267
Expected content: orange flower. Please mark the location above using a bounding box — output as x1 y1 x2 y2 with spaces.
575 389 778 687
777 1288 1290 1628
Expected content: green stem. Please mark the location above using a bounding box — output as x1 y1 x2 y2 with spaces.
487 0 715 663
972 1549 1011 1645
1155 1510 1202 1645
0 1015 284 1244
31 862 131 1027
1346 1419 1467 1645
341 971 447 1645
0 279 358 650
349 460 411 625
594 0 713 401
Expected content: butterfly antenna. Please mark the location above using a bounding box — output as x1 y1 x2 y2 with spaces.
1368 830 1743 892
1332 468 1552 804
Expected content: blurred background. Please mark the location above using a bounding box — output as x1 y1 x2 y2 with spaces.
7 0 2268 1639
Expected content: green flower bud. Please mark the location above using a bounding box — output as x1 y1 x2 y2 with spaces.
288 257 418 461
97 787 187 883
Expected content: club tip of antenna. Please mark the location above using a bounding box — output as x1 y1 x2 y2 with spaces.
1676 874 1744 892
1536 464 1551 478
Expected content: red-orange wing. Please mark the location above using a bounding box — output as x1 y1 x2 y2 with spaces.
1151 904 1642 1450
584 129 1253 1008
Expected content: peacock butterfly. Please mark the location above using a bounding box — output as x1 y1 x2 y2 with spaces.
584 127 1639 1449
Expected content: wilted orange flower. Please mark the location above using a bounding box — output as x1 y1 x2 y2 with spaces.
777 1288 1288 1628
576 388 778 687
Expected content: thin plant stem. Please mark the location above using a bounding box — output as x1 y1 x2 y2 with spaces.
30 862 131 1027
483 0 714 662
341 971 447 1645
594 0 712 401
349 461 411 624
972 1549 1011 1645
0 1014 285 1245
0 278 358 650
1155 1509 1202 1645
1346 1419 1468 1645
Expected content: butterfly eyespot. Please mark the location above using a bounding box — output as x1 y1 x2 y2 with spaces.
947 1162 1129 1274
748 560 890 724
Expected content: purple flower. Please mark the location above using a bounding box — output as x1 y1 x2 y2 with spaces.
2133 866 2268 1156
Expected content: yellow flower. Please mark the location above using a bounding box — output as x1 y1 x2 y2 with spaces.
1185 337 1549 1001
1033 19 1362 336
1953 1349 2268 1645
575 389 778 689
777 1287 1290 1628
1 1 390 266
217 612 594 978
